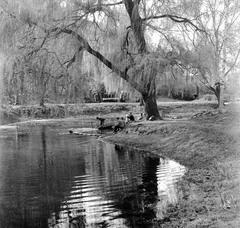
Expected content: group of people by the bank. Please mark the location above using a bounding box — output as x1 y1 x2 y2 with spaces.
96 112 144 133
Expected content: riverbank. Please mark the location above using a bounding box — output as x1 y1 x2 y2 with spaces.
1 100 217 124
2 100 239 227
103 102 240 227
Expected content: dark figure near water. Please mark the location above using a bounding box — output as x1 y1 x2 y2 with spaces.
96 117 105 126
127 112 135 121
137 113 144 121
113 117 125 133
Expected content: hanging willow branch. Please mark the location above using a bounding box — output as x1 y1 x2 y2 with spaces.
127 53 166 94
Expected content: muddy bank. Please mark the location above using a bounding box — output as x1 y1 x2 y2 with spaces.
103 104 240 227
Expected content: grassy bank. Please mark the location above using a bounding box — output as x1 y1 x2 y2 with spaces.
103 103 240 227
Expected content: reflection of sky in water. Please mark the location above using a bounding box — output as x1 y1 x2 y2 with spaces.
156 158 187 219
49 176 129 228
0 127 187 228
50 150 186 227
49 143 132 228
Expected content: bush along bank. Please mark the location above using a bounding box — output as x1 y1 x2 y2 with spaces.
3 103 133 120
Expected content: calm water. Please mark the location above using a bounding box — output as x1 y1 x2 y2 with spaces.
0 126 186 228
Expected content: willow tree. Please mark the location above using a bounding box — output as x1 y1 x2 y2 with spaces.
1 0 203 119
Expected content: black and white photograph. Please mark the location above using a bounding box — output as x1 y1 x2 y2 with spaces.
0 0 240 227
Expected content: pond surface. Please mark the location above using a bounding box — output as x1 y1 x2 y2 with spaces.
0 126 186 228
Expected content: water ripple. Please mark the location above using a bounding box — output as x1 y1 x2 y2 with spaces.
0 127 187 228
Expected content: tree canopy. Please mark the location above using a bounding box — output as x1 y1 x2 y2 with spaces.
0 0 239 115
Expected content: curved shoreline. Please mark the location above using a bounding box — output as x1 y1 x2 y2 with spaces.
101 106 240 227
1 102 239 226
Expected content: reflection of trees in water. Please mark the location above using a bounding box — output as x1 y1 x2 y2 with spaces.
58 142 145 227
110 147 187 227
78 144 186 227
114 151 160 228
0 127 89 228
0 127 50 228
52 142 152 227
0 128 186 228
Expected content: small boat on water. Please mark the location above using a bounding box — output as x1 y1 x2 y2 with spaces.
98 124 113 130
69 127 99 136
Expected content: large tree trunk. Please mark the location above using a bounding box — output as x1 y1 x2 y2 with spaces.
55 1 161 120
214 82 224 109
142 92 162 120
123 0 160 120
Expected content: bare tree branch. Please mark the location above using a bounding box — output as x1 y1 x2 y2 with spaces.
224 46 240 77
142 14 206 33
26 33 49 57
39 26 143 90
102 1 123 7
66 46 84 69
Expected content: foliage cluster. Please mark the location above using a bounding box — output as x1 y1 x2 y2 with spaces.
0 0 239 113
